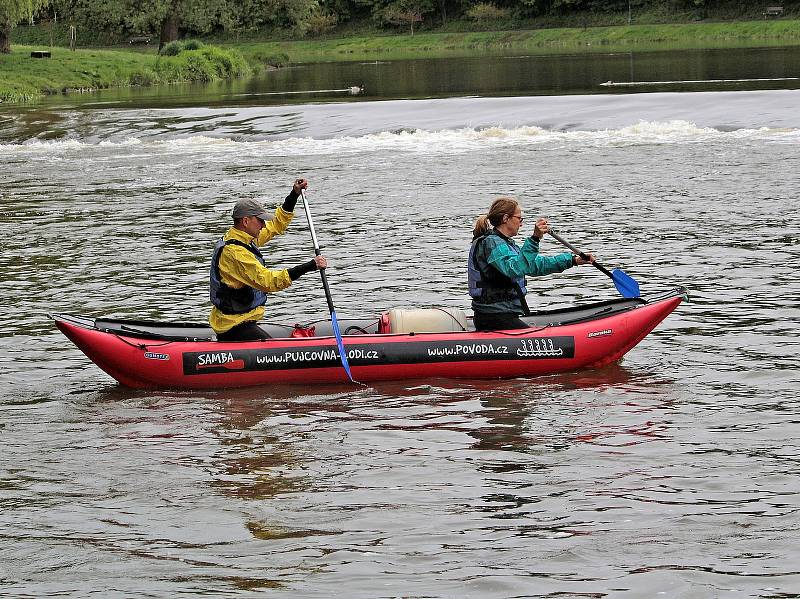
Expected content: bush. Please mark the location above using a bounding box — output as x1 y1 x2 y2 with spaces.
249 50 291 68
159 40 185 56
466 3 510 22
129 69 158 86
0 84 41 103
182 39 205 51
183 52 218 81
198 46 250 77
155 45 251 82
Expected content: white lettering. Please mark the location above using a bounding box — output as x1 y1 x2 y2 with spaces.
348 349 380 359
254 347 380 366
198 352 234 366
588 329 613 338
426 343 509 358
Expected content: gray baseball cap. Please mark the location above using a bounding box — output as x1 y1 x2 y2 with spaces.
232 198 270 220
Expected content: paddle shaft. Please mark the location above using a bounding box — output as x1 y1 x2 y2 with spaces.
299 189 356 383
547 230 614 278
300 190 335 314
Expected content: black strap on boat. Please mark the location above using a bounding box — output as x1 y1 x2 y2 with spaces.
112 332 174 350
119 325 172 340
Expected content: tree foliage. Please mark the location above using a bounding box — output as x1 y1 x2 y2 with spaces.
1 0 50 52
466 2 510 21
382 0 433 33
14 0 800 49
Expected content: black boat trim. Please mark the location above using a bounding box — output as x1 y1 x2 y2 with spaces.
50 287 687 343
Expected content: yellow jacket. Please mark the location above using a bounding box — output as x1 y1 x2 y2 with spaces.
209 206 294 333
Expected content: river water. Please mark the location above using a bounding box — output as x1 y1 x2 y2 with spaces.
1 48 799 597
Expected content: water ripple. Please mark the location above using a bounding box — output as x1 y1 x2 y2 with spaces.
1 92 799 597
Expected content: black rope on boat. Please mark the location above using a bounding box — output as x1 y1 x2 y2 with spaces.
258 321 296 331
491 325 552 337
113 333 174 350
343 319 380 335
428 307 468 331
272 317 381 335
344 324 374 335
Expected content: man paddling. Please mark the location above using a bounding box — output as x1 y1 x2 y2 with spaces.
209 178 327 341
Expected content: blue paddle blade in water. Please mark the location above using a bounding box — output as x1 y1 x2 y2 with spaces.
611 268 641 298
330 310 354 382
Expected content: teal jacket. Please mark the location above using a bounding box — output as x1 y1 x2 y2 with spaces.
469 230 574 314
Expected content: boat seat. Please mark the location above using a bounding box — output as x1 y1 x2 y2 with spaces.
381 307 468 334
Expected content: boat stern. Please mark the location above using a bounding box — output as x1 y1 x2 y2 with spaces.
53 314 164 388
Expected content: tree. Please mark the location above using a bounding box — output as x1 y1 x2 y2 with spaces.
0 0 50 53
435 0 448 25
128 0 244 48
158 0 180 49
226 0 318 37
123 0 190 50
382 0 432 34
50 0 236 49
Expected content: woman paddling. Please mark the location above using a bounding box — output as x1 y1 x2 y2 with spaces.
468 197 594 332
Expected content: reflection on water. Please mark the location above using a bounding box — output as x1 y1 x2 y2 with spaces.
209 396 314 501
5 45 800 116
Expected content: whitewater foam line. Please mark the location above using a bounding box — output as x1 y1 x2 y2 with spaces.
2 121 798 154
601 77 800 87
234 86 364 97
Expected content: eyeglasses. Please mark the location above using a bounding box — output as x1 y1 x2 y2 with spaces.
511 214 524 224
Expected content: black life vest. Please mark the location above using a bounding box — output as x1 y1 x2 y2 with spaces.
209 238 268 315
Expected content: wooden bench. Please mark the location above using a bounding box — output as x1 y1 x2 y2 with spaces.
30 50 51 58
763 6 784 17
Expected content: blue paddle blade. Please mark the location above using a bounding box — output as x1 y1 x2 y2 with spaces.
611 268 641 298
329 310 354 382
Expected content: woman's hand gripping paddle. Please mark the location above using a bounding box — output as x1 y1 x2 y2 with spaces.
548 229 641 298
299 189 359 384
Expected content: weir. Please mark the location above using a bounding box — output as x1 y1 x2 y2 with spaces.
600 77 800 86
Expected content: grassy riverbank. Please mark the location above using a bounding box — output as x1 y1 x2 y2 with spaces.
0 44 250 103
231 19 800 63
3 18 800 103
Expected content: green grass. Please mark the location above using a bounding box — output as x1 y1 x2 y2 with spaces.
0 44 251 103
230 19 800 64
3 18 800 102
0 46 152 102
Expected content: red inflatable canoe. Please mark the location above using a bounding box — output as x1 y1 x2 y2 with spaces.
53 288 685 390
